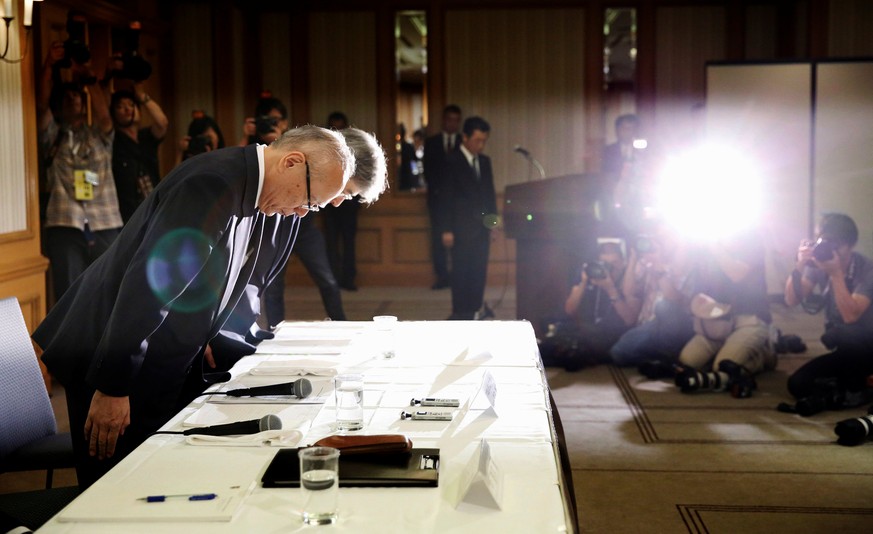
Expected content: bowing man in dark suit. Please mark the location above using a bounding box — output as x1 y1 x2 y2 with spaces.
439 116 499 320
32 125 356 488
202 128 388 375
423 104 463 289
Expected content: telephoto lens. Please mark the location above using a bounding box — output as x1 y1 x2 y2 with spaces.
834 405 873 446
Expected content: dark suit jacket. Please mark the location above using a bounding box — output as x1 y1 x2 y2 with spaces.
601 141 626 178
437 150 498 237
34 145 267 404
422 132 460 204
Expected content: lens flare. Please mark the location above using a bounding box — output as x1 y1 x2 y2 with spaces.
654 143 763 242
146 228 226 313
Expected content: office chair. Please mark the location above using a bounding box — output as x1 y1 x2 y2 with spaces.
0 297 79 531
0 296 75 487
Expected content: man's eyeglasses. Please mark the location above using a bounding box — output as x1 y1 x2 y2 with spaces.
302 161 319 212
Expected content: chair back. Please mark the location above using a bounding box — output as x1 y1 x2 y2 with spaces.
0 297 57 459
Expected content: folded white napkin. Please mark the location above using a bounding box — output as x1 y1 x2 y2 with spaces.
185 429 303 447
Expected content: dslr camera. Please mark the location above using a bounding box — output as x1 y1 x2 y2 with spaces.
110 22 152 82
186 134 213 157
582 261 608 281
255 115 280 138
54 11 96 86
812 237 838 263
633 235 655 254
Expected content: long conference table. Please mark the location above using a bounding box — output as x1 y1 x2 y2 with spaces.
38 320 576 533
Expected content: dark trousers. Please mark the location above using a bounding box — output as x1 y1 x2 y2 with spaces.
265 216 346 322
323 202 359 287
427 197 450 283
788 328 873 399
450 229 490 318
45 226 119 302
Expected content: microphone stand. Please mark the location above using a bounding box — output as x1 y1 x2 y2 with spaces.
515 150 546 181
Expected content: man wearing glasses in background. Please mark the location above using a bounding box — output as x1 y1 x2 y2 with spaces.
33 125 359 488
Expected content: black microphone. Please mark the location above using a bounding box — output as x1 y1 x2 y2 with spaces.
513 145 531 157
224 378 313 399
183 414 282 436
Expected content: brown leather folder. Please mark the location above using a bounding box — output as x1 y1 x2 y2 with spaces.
311 434 413 455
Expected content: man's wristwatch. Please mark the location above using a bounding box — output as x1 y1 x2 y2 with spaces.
139 94 151 104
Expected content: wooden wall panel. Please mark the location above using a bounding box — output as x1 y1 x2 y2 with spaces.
171 3 214 143
259 11 293 121
828 0 873 57
444 8 588 188
1 1 48 383
745 4 778 60
307 11 378 131
654 6 726 153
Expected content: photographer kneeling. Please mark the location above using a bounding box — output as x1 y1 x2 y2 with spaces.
674 230 775 397
542 242 640 371
783 213 873 413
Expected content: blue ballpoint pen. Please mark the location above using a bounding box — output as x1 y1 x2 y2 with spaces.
139 493 218 503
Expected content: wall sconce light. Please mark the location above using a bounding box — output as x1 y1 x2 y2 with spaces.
1 0 39 64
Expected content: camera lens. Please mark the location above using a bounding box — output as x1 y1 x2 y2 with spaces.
812 238 837 263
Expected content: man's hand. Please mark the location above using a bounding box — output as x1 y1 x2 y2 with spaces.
796 239 815 270
817 251 843 278
84 391 130 460
442 232 454 248
204 343 217 369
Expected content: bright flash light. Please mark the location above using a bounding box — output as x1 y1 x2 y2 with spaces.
655 144 763 242
633 138 647 150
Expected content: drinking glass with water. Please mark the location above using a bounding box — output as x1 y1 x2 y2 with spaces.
299 447 340 525
334 373 364 431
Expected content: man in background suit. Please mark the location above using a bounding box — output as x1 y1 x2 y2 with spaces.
439 116 498 320
33 125 356 488
423 104 462 289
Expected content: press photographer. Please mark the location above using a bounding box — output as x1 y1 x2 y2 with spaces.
38 37 123 303
783 213 873 414
108 22 166 225
540 241 639 371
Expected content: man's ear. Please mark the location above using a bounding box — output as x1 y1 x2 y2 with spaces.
282 150 306 169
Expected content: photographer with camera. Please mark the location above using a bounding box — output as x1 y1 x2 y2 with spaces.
610 227 695 370
783 213 873 412
110 80 168 223
672 230 775 397
176 110 225 164
37 39 123 302
547 241 639 371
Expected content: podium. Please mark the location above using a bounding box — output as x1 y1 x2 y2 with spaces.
503 174 607 337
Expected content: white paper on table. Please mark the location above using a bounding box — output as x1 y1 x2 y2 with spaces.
248 359 339 377
253 338 352 355
57 441 263 523
184 429 303 447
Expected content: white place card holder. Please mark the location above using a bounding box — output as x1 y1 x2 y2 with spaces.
456 439 504 510
478 370 499 417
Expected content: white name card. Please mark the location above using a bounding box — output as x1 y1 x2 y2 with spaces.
457 439 504 510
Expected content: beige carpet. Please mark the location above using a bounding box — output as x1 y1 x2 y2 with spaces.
548 303 873 533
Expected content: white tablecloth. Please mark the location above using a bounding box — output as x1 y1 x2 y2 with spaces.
38 321 573 533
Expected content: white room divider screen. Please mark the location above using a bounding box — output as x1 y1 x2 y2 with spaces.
706 59 873 293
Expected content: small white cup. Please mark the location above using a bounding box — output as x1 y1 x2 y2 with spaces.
372 315 398 359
